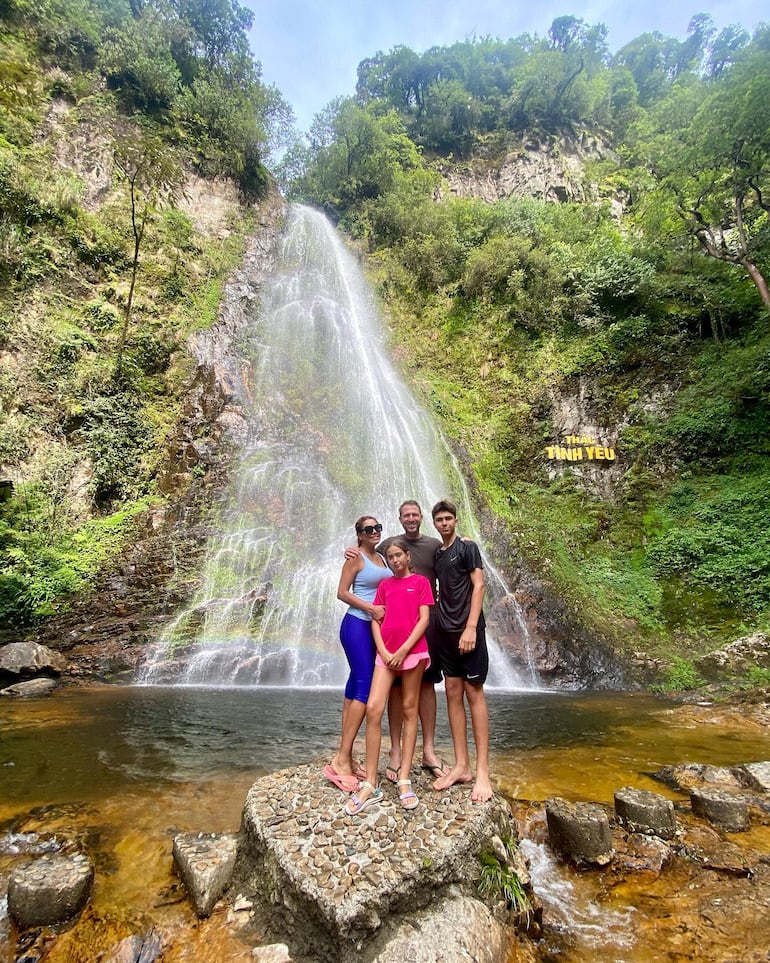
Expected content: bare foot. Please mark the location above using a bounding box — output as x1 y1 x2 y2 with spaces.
433 765 473 791
331 754 356 779
471 774 494 803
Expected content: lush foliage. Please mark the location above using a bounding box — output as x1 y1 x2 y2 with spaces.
0 0 284 624
291 17 770 660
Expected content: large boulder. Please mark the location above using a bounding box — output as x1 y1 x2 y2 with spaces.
231 762 531 963
0 642 66 682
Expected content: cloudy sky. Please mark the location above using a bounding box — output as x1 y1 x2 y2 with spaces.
244 0 766 132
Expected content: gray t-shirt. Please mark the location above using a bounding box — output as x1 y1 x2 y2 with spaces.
378 533 441 593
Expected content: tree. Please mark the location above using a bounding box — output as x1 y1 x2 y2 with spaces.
633 36 770 316
172 0 253 72
299 99 423 218
112 126 184 380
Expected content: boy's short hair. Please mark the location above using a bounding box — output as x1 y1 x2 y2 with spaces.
431 499 457 519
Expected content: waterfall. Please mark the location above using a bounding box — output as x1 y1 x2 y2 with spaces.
138 205 535 688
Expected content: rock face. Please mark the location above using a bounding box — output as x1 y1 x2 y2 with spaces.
695 632 770 681
231 762 529 963
439 131 617 207
23 197 286 682
8 852 94 927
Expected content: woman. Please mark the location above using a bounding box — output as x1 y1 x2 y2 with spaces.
324 515 392 793
345 538 433 815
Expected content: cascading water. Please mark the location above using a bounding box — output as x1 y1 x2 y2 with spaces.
138 205 536 688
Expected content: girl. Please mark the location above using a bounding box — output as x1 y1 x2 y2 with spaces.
326 516 391 793
346 538 434 815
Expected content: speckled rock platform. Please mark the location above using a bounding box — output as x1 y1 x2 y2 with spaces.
232 761 524 963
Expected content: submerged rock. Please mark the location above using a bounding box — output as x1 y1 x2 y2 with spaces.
103 929 164 963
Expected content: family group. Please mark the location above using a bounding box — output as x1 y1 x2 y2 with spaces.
325 499 492 816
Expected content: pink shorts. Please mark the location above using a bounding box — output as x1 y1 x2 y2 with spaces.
375 650 431 673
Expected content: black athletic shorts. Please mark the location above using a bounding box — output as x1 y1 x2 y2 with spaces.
435 624 488 685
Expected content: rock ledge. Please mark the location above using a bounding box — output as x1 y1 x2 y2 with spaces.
232 762 529 963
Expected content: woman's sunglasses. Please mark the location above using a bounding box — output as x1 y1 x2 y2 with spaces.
360 524 383 535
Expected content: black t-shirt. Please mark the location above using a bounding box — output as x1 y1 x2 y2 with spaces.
378 533 441 593
434 537 485 632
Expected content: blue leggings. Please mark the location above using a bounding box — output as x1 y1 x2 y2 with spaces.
339 612 375 703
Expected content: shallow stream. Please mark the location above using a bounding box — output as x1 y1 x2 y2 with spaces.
2 686 770 961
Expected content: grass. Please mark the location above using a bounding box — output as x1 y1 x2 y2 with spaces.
478 843 532 922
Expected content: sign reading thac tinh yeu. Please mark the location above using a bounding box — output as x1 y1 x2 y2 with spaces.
546 435 616 462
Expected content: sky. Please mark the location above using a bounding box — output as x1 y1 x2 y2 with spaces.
244 0 767 133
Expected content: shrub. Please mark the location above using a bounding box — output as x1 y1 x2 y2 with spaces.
79 391 152 503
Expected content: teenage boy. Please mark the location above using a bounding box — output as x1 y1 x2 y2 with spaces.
431 499 493 803
345 500 449 780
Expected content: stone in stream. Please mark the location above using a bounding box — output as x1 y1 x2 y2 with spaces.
734 761 770 794
251 945 292 962
7 852 93 927
0 677 58 698
690 789 750 832
172 831 238 917
545 797 613 866
103 929 163 963
614 787 677 839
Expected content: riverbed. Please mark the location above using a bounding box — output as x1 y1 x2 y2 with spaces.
2 686 770 961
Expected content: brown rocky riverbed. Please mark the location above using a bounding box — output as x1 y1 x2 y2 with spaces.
2 687 770 961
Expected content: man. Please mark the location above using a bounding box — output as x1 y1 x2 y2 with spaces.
430 499 492 803
346 500 449 780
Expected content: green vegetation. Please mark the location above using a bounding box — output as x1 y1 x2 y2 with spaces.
0 0 288 625
478 840 532 920
289 16 770 665
2 0 769 684
651 658 706 693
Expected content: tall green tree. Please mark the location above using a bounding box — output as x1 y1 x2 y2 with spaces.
633 33 770 315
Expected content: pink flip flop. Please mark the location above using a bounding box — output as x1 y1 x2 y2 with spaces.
323 764 359 793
